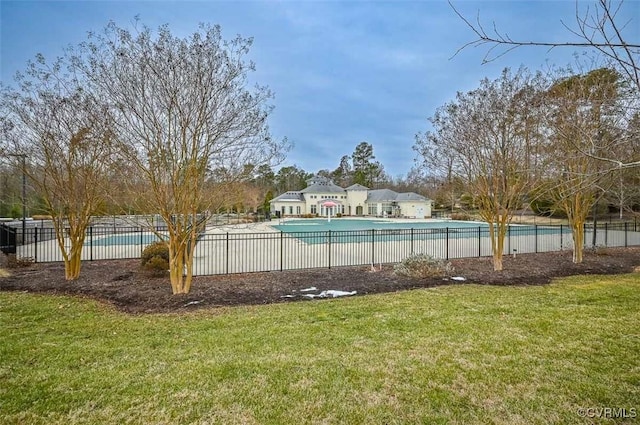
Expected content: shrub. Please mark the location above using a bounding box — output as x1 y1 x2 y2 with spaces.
141 241 170 276
450 212 472 221
394 253 454 278
6 254 34 268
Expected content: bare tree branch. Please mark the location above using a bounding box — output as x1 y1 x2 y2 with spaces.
450 0 640 170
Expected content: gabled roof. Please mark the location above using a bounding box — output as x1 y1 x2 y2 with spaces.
345 183 369 191
366 189 399 202
270 192 305 202
366 189 429 202
395 192 428 202
301 175 345 194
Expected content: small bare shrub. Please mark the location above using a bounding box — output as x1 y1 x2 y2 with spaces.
450 212 472 221
394 253 454 278
141 241 170 276
590 245 611 256
6 254 34 268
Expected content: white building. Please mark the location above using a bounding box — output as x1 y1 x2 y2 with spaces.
270 176 432 218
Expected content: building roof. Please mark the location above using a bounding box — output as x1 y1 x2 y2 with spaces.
366 189 399 202
301 175 345 194
395 192 428 202
271 192 305 202
366 189 429 202
345 183 369 191
269 176 431 205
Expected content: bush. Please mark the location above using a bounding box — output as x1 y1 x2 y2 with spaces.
6 254 34 268
141 241 170 276
450 212 472 221
394 253 454 279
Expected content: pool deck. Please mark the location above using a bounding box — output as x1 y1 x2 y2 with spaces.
15 218 640 276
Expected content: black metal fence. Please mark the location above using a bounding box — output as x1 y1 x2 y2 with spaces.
7 221 640 275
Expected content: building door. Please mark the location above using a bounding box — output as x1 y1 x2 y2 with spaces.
356 206 363 216
416 206 425 219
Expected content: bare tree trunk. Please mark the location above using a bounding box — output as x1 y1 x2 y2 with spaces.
52 218 87 281
488 221 506 272
66 246 83 280
168 239 187 294
572 220 585 263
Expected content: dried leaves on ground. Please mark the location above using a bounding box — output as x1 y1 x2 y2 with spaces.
1 247 639 314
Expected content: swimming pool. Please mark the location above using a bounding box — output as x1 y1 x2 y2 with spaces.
272 218 486 232
271 218 571 245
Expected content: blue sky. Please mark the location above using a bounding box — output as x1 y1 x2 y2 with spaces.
1 0 638 178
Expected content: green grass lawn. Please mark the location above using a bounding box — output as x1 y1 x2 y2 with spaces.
1 274 639 425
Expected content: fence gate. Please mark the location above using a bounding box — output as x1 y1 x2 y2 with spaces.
0 224 17 254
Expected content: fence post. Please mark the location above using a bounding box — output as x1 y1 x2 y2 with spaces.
226 233 229 274
34 227 38 262
560 224 563 251
507 225 511 254
477 226 481 257
624 222 628 247
535 225 538 253
371 229 375 265
446 227 449 260
89 226 93 261
140 227 144 256
410 228 414 254
280 231 283 272
328 230 332 269
604 222 608 246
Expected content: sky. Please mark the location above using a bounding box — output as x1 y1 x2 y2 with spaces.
1 0 638 178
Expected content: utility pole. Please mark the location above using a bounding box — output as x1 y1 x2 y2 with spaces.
8 154 27 242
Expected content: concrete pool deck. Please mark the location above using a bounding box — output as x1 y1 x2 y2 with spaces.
15 219 640 276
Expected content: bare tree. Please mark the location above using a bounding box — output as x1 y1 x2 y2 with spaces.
76 22 288 294
451 0 640 169
1 55 115 280
540 68 623 262
415 68 544 271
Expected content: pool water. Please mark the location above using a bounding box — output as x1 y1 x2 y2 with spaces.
271 218 487 232
271 218 570 245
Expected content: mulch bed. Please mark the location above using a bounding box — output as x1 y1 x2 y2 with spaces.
1 247 639 314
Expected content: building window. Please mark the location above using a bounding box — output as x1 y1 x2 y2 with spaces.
296 206 301 215
281 206 285 215
368 204 377 216
289 206 293 215
382 203 393 216
311 205 317 214
341 205 345 214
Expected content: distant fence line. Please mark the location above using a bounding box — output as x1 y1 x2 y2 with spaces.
3 221 639 276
